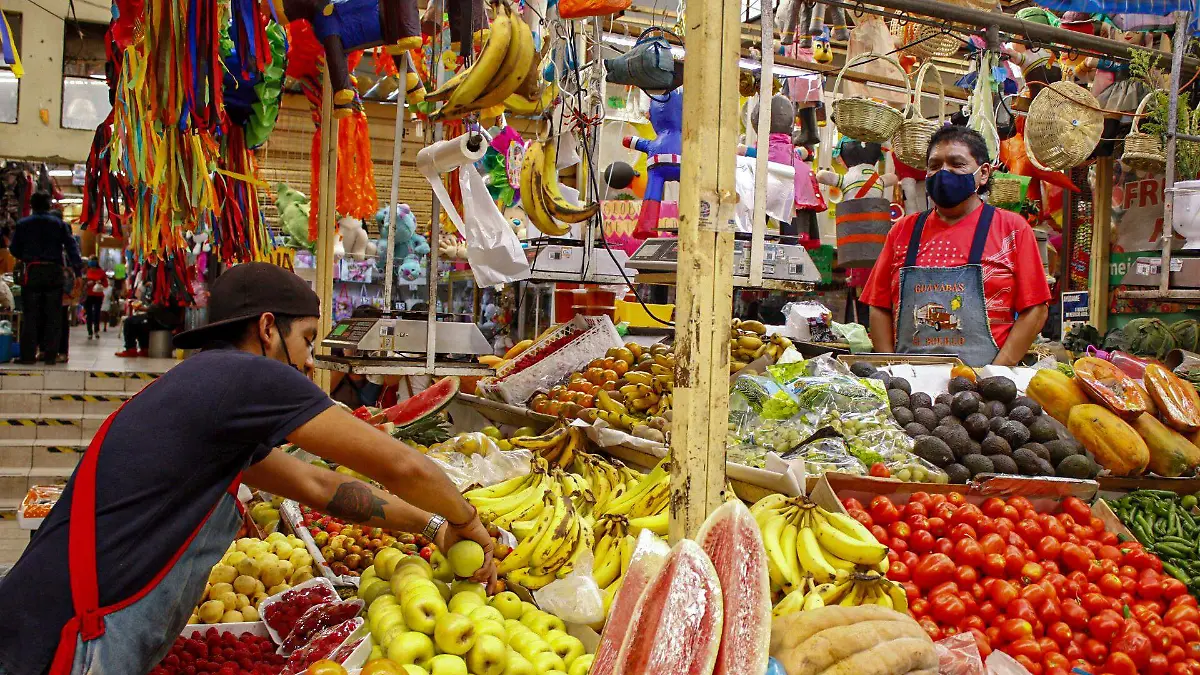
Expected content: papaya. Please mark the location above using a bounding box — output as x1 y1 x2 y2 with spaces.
1143 364 1200 432
1072 357 1150 420
950 364 977 383
1130 413 1200 477
1067 403 1150 476
1027 369 1090 424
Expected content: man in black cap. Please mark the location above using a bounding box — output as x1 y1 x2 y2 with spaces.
0 263 497 675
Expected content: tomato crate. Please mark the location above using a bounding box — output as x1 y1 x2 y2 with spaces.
480 315 623 405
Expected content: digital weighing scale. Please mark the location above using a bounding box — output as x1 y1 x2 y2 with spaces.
322 317 492 354
627 237 823 283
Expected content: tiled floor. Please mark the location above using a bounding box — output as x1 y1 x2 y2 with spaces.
0 323 180 374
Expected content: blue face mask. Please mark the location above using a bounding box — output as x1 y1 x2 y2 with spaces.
926 167 981 209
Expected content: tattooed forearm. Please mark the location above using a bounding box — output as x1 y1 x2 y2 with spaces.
325 481 388 523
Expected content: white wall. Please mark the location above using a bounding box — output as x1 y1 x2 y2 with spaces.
0 0 110 163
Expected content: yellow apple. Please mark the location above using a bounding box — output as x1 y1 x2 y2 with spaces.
402 592 447 635
426 654 469 675
488 591 525 620
465 634 508 675
433 612 476 655
386 631 435 665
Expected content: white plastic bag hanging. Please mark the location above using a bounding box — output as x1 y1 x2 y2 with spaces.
456 166 533 286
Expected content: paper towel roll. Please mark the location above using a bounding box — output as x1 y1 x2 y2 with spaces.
416 132 488 177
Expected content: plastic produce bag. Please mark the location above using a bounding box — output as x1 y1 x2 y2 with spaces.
533 549 604 625
776 427 868 475
281 599 364 654
457 166 531 286
935 632 985 675
831 321 872 353
282 618 364 674
428 447 535 490
260 577 340 645
783 301 836 342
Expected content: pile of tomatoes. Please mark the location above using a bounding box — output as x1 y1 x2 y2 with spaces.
843 492 1200 675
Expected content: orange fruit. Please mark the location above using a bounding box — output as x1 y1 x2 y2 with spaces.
578 394 595 408
360 660 403 675
613 360 629 376
305 661 348 675
602 380 616 391
602 369 619 382
546 400 563 415
602 358 616 370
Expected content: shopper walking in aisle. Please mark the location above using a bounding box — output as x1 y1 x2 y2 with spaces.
9 191 83 364
0 262 497 675
82 257 107 339
861 126 1050 367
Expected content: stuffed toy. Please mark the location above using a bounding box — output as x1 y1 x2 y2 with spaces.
1078 24 1156 117
623 86 683 240
1002 43 1061 99
817 139 897 202
819 139 897 272
399 254 423 282
776 0 848 48
338 215 377 260
739 94 825 240
276 183 315 251
503 203 529 239
374 204 429 267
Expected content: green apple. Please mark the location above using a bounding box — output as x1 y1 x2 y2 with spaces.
529 651 566 673
378 623 411 651
426 654 469 675
465 634 508 675
374 547 403 579
394 556 434 579
489 591 525 620
508 631 549 659
402 592 447 635
474 618 506 642
368 595 400 622
370 605 407 640
386 631 435 665
546 632 585 667
360 565 378 584
503 619 528 641
567 653 592 675
469 605 505 625
429 550 454 582
359 578 392 606
450 580 488 600
433 612 477 655
520 610 565 636
401 667 430 675
396 577 440 601
502 651 536 675
433 579 453 602
447 592 485 615
368 645 385 661
392 570 433 597
447 540 485 578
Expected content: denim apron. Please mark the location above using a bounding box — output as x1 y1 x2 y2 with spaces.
48 390 245 675
895 205 1000 367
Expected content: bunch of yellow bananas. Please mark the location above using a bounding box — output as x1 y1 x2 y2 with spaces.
477 339 534 369
751 494 895 607
730 319 794 374
519 135 601 237
773 570 909 619
590 514 635 618
427 0 536 119
572 452 642 514
508 422 585 468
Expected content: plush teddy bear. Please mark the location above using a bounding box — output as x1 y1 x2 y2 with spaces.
399 254 423 282
275 183 314 251
338 215 377 260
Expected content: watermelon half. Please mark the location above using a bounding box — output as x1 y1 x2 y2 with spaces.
592 531 671 675
697 500 771 675
384 376 459 426
613 539 724 675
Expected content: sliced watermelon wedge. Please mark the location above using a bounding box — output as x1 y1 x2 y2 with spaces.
593 531 671 675
697 500 771 675
383 376 459 427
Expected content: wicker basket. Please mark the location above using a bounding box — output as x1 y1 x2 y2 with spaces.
1025 80 1104 172
1121 93 1166 173
991 177 1023 206
832 53 910 144
891 21 961 60
892 62 946 168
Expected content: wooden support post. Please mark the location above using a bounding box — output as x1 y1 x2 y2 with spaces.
669 0 741 541
382 56 410 312
1090 157 1113 333
748 0 774 287
314 69 339 392
1161 11 1191 295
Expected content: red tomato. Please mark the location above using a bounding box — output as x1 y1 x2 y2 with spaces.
1037 536 1062 562
1091 609 1125 642
935 539 954 557
851 510 874 528
1017 519 1046 544
1119 564 1139 579
968 627 992 658
1061 543 1095 573
955 565 979 588
1147 622 1174 651
1180 621 1200 643
905 501 928 518
1149 653 1172 675
1112 630 1153 668
1006 546 1029 576
953 503 985 529
991 579 1019 607
910 530 935 554
1099 544 1123 561
1044 517 1068 540
1021 583 1049 606
902 581 920 601
869 462 891 477
917 616 941 640
948 492 966 506
1141 574 1165 601
888 561 911 582
907 514 930 532
1167 605 1200 628
930 493 947 506
929 581 960 600
934 502 957 522
1099 573 1124 595
910 598 930 618
926 516 947 537
1064 640 1084 662
1047 621 1073 646
932 592 967 625
1001 618 1035 641
986 626 1002 646
1126 547 1157 572
1084 638 1109 663
1009 598 1038 624
888 521 911 539
889 537 909 554
901 551 919 568
842 498 865 512
1013 655 1042 675
1061 497 1092 524
1010 637 1044 662
1172 595 1199 609
870 525 889 543
869 496 900 524
1164 578 1189 601
972 582 987 602
983 553 1007 578
1038 598 1062 625
982 497 1006 517
961 615 986 633
1170 664 1191 675
994 517 1015 540
980 533 1006 555
1022 561 1047 583
1106 652 1140 675
949 523 977 540
979 601 999 622
1168 644 1187 661
953 538 985 568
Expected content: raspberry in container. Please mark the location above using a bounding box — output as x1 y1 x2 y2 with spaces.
282 617 364 675
260 576 340 645
281 599 364 654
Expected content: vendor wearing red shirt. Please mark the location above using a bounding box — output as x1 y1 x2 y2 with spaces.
860 126 1050 366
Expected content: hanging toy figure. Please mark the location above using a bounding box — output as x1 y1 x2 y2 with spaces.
622 87 683 240
819 138 897 269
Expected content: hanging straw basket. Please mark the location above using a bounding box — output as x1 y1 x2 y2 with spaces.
1025 80 1104 172
891 21 961 60
832 53 910 144
892 62 946 168
1121 93 1166 173
991 177 1023 206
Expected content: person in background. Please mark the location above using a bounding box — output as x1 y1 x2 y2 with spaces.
112 256 127 298
83 257 108 339
10 192 83 364
329 305 400 408
99 280 113 332
58 266 83 364
116 303 183 357
860 126 1050 367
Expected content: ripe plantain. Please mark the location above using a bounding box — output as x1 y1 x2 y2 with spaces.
540 136 601 223
446 0 512 110
475 1 536 109
519 141 569 236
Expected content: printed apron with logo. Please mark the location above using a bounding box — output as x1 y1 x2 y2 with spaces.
48 393 245 675
895 205 1000 367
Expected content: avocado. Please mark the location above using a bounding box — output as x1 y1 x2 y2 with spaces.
1045 439 1082 459
1028 416 1058 443
936 392 954 407
1035 458 1056 476
984 401 1009 419
979 376 1018 404
1024 442 1051 462
850 362 878 378
1012 447 1041 475
892 407 915 426
888 389 911 409
1057 454 1095 479
990 454 1020 475
905 422 932 437
1008 406 1036 427
948 376 977 394
965 440 983 457
1011 396 1043 416
940 415 963 428
997 420 1031 449
934 424 971 450
890 378 913 395
932 403 953 421
951 391 981 418
913 408 939 430
913 436 955 467
962 454 996 477
963 413 991 441
910 392 933 410
981 434 1012 457
989 416 1008 434
944 463 972 484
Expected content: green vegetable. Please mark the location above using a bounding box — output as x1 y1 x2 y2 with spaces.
1170 319 1200 353
1184 495 1198 510
1105 317 1177 360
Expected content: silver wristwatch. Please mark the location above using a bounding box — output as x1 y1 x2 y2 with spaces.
422 514 446 542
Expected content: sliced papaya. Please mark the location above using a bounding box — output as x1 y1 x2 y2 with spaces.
1072 357 1149 420
1143 364 1200 432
